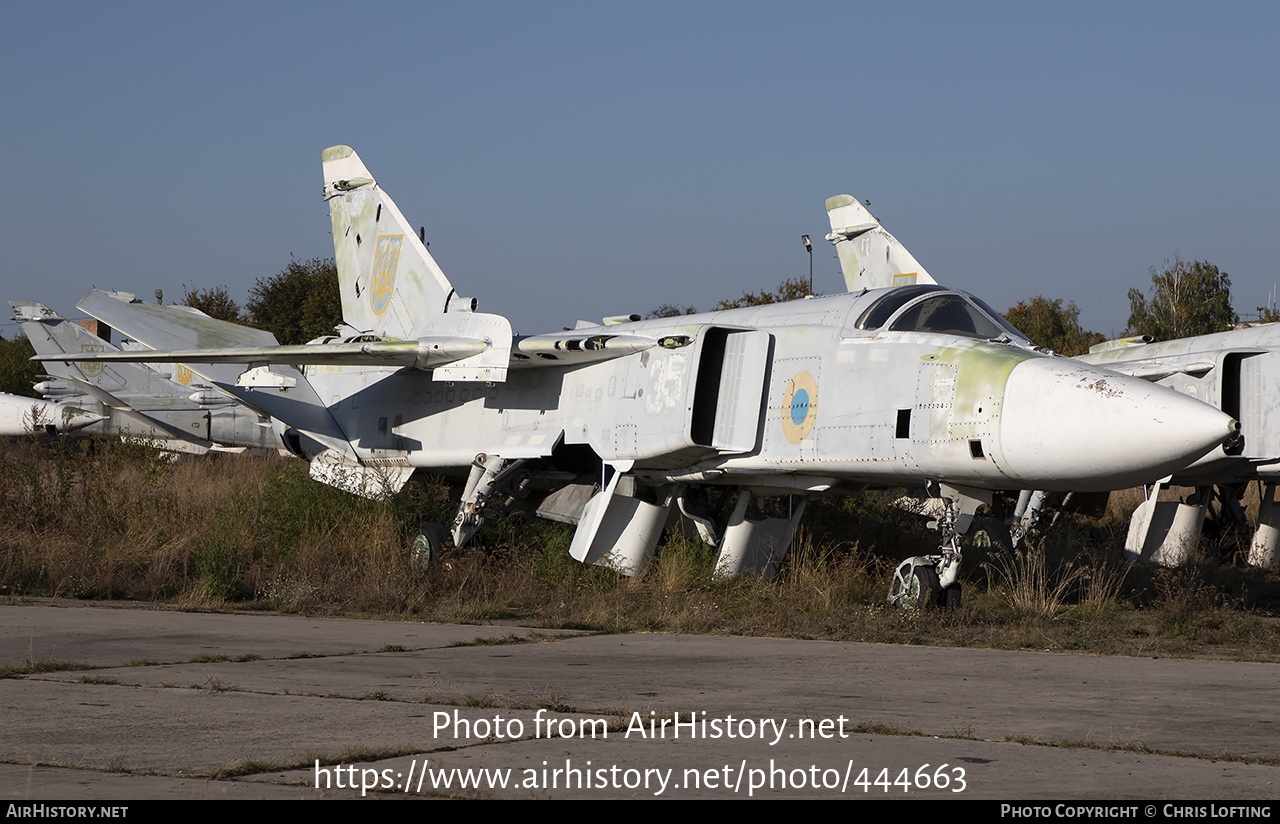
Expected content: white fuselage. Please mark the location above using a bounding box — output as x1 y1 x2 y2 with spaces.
293 290 1235 495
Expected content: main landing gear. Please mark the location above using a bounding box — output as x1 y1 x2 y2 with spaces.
410 522 449 571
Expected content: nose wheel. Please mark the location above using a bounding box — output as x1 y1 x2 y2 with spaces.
888 552 962 609
889 560 941 609
888 483 978 609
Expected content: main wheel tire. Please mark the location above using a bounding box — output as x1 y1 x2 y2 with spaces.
410 522 449 572
943 582 962 610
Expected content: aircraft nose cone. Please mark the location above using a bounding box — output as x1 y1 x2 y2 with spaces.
997 358 1238 490
61 411 108 433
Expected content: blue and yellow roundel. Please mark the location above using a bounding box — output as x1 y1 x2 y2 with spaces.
369 235 403 315
781 371 818 444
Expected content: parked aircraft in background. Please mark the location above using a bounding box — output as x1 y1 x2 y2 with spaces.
824 199 1280 571
0 392 102 436
37 147 1240 607
1075 327 1280 566
12 301 283 453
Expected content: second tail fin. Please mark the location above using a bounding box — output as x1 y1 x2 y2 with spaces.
12 300 166 396
824 195 936 291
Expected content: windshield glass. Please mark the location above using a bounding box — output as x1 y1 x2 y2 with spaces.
887 294 1009 339
968 295 1033 341
853 285 948 330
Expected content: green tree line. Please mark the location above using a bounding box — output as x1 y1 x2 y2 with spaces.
182 257 342 346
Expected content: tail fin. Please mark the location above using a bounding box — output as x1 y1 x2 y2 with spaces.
824 195 937 291
11 300 164 395
13 300 218 449
324 145 462 337
76 290 355 454
322 145 510 382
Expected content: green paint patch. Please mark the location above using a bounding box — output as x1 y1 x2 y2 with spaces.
939 341 1038 418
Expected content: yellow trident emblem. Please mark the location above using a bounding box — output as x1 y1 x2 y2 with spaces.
370 235 403 315
79 345 104 378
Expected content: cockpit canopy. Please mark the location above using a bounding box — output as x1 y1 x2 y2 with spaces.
854 285 1030 343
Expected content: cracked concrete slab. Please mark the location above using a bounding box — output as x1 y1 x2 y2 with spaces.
2 599 1277 800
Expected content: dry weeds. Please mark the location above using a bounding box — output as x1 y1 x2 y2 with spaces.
2 438 1280 659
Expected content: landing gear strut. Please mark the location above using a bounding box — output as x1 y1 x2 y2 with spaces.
451 453 528 547
888 483 983 609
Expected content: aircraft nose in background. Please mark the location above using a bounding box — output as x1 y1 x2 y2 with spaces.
996 358 1238 490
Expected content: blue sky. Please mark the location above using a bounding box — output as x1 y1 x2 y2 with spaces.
3 1 1277 340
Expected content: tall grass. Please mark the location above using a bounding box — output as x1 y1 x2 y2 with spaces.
983 543 1090 618
0 439 404 608
3 438 1280 657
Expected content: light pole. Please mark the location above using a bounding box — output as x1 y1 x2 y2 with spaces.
801 234 813 295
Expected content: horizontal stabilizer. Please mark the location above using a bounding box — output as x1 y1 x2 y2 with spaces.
78 290 278 376
33 337 490 370
67 378 215 449
824 194 937 292
15 298 185 394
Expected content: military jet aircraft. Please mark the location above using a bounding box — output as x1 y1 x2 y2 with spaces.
822 198 1280 570
1070 326 1280 566
38 146 1240 607
13 301 283 453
